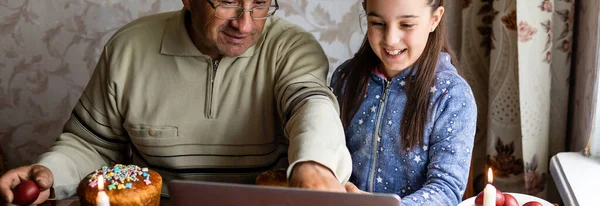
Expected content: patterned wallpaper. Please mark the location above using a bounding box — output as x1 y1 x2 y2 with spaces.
0 0 182 170
275 0 364 79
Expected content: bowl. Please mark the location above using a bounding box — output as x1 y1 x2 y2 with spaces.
457 193 554 206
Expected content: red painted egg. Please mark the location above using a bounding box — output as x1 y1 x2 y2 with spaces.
522 201 544 206
502 193 519 206
12 180 40 206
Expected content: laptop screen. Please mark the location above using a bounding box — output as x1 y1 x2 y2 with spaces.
168 180 401 206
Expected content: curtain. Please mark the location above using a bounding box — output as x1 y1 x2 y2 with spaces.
460 0 575 199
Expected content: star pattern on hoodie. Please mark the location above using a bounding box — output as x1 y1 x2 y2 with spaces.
430 86 437 93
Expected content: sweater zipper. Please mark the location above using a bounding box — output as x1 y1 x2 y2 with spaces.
206 59 220 119
368 80 391 192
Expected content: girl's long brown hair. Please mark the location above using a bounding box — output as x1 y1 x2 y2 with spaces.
334 0 458 149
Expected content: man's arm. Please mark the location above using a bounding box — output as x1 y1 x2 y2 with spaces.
273 28 352 188
36 47 128 199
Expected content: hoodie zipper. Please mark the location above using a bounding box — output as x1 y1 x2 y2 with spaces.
206 59 220 119
368 80 391 192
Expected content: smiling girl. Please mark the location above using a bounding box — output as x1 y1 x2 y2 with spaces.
332 0 477 205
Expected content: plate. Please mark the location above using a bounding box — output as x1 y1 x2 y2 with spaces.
457 193 553 206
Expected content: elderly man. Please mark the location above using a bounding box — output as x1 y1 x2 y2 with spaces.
0 0 351 204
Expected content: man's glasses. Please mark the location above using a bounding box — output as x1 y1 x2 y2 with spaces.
206 0 279 20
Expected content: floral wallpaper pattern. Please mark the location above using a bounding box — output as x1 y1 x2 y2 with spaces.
0 0 182 172
275 0 365 80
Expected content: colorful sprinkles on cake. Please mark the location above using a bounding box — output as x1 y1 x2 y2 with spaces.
87 164 152 191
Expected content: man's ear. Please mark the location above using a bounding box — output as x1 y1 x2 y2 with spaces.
182 0 192 10
431 6 445 31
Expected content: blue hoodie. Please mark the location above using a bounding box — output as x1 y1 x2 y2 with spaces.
331 53 477 205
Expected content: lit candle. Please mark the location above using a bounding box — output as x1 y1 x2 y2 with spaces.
483 168 496 206
96 176 110 206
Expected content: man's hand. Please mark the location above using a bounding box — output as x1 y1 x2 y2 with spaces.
289 161 345 192
0 165 53 205
344 182 369 194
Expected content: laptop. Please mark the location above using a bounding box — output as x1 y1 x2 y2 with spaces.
168 180 401 206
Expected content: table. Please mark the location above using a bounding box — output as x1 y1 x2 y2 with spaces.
40 197 173 206
550 152 600 206
458 193 553 206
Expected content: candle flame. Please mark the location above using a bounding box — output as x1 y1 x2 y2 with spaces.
98 175 105 191
487 168 493 184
